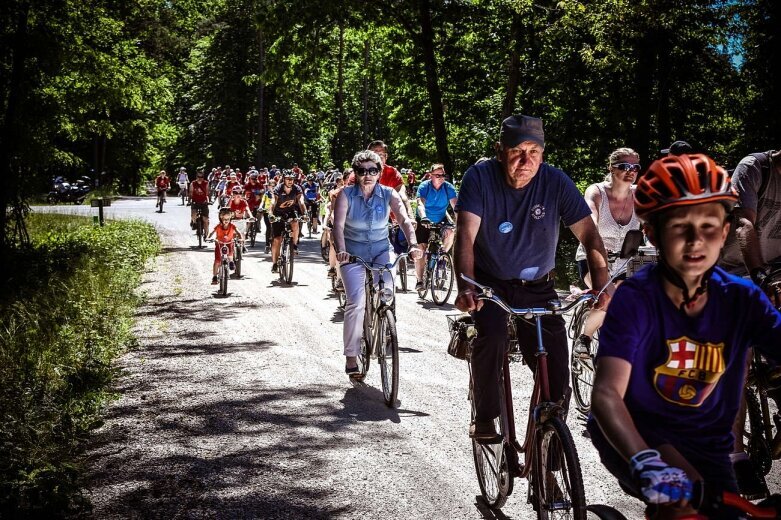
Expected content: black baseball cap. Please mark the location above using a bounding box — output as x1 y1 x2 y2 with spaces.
661 140 693 156
499 115 545 149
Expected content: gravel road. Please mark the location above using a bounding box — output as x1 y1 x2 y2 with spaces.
33 198 777 519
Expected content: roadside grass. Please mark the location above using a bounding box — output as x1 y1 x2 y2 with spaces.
0 213 160 517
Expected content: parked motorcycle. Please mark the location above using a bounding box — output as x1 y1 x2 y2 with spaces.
46 176 91 204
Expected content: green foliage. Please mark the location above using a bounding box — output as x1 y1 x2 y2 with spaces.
0 215 160 516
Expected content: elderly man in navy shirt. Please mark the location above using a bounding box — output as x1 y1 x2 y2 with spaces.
454 114 612 441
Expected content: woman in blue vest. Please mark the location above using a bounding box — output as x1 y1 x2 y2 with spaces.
331 150 421 378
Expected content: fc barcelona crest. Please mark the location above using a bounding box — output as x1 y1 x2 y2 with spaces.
653 337 726 407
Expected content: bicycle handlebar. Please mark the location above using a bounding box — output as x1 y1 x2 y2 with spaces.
692 482 779 518
460 273 595 318
349 253 408 272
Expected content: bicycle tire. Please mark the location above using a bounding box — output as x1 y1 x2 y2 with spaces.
397 256 408 292
358 335 370 379
197 218 203 248
320 232 330 262
431 253 454 305
249 221 256 247
235 241 242 278
471 376 513 509
531 416 587 520
219 263 228 296
586 505 628 520
745 388 773 477
283 239 294 283
378 309 399 407
158 195 165 212
418 262 430 299
572 322 598 415
181 191 186 205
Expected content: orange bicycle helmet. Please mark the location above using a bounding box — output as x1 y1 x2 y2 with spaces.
634 153 737 220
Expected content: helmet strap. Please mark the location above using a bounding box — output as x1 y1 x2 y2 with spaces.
656 252 711 312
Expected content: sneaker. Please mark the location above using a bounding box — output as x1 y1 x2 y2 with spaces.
335 279 344 292
327 267 336 279
573 335 592 358
264 245 271 253
415 281 425 292
271 264 279 273
211 276 218 285
293 244 299 254
469 420 500 444
229 261 236 271
733 455 767 500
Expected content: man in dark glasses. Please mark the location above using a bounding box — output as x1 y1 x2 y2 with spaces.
453 114 611 442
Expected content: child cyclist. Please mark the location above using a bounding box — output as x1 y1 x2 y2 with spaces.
588 154 781 518
207 207 242 285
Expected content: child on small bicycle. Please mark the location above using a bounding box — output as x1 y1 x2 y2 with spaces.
588 154 781 519
207 207 242 285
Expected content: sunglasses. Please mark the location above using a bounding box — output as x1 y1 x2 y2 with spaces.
355 166 381 176
612 162 641 173
431 174 445 178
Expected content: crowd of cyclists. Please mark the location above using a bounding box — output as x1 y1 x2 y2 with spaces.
150 117 781 518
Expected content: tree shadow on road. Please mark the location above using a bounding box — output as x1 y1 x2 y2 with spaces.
84 383 385 519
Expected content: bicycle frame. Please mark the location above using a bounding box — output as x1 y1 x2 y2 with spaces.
462 273 594 479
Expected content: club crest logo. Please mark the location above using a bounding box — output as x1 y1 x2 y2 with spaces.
531 204 545 220
653 337 726 407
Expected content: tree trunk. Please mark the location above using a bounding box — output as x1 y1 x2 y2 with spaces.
362 39 370 147
332 22 345 163
0 2 30 253
501 15 523 120
256 28 265 167
655 35 672 153
632 31 658 165
416 0 452 174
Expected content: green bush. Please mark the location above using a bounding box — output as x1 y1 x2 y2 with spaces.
0 214 160 516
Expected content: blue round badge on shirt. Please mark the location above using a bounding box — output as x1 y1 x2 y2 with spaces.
499 221 513 234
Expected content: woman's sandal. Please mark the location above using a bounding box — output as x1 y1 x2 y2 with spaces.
345 365 363 380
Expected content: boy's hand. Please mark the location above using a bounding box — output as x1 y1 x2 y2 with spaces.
594 291 611 311
630 449 692 505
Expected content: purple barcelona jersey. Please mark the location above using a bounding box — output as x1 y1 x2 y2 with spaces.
588 265 781 456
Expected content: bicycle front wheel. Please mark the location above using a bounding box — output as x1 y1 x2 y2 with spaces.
572 328 598 416
282 239 294 282
320 232 330 262
397 256 408 292
531 416 587 519
431 253 454 305
219 264 228 296
235 242 242 278
196 218 203 248
377 309 399 407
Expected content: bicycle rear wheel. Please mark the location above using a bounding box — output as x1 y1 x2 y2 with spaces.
431 253 454 305
417 265 430 299
320 231 330 262
745 387 773 477
471 377 513 509
531 416 587 519
377 309 399 407
397 256 408 292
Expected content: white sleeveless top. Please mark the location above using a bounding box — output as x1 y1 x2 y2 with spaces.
575 183 640 262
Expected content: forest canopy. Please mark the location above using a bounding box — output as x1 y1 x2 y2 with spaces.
1 0 779 247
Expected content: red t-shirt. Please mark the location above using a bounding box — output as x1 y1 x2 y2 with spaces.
379 165 403 190
155 176 170 190
244 181 263 209
228 198 249 219
190 179 209 203
213 223 238 243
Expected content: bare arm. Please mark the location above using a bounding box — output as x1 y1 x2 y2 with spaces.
734 207 764 272
331 191 348 254
591 356 650 461
416 197 427 219
584 184 601 227
453 210 483 312
570 215 611 307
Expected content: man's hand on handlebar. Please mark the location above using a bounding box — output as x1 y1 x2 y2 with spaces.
420 217 432 228
455 287 483 313
407 246 423 260
336 250 350 264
